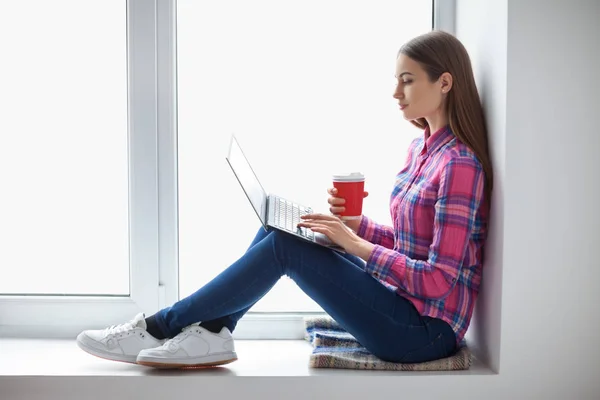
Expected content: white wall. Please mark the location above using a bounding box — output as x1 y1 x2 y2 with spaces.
458 0 600 397
501 0 600 395
455 0 507 374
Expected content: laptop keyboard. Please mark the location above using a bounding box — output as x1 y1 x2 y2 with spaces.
272 197 314 240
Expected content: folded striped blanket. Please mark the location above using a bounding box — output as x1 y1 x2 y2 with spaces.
304 316 472 371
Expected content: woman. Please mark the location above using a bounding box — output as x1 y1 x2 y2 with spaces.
77 30 492 368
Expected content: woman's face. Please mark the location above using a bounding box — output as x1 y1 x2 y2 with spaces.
393 54 448 122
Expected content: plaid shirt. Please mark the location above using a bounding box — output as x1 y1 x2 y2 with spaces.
357 125 488 343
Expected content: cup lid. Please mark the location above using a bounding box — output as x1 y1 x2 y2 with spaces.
332 172 365 182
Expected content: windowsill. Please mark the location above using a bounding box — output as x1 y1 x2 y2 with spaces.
0 338 493 378
0 338 495 400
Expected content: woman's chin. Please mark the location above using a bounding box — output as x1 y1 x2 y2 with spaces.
401 111 423 122
401 112 414 120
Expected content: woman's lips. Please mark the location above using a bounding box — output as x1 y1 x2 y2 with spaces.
399 104 408 110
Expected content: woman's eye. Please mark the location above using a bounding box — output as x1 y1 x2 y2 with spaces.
403 80 412 85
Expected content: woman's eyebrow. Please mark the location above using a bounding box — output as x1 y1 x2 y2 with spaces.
395 72 414 78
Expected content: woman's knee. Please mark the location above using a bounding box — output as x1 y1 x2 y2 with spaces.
270 229 304 250
269 230 332 273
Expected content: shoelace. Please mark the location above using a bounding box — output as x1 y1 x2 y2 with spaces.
163 324 199 349
103 320 136 335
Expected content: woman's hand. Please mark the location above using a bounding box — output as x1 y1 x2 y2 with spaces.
298 213 363 252
327 187 369 232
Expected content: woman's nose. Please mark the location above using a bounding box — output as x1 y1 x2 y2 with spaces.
393 87 403 100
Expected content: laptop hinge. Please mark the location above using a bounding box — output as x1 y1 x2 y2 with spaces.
264 194 270 229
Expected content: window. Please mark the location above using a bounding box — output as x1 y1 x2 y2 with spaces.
176 0 432 312
0 0 128 296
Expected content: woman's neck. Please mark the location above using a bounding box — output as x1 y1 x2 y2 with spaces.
425 113 449 138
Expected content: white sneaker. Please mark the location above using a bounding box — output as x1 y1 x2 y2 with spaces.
136 324 237 369
76 313 164 364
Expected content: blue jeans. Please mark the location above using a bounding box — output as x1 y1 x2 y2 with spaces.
154 227 456 363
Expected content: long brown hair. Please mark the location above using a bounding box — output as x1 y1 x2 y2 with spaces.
399 30 493 197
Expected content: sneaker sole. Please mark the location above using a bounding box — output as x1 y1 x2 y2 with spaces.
137 352 238 369
76 336 138 364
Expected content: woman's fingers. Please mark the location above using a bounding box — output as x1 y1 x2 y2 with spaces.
327 196 345 205
329 206 345 215
327 187 344 216
300 213 340 221
298 220 330 230
327 187 364 216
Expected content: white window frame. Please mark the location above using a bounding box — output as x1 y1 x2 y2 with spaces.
0 0 453 339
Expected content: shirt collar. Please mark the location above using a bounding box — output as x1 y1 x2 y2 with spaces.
420 125 454 156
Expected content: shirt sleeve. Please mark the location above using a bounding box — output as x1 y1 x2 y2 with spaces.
356 215 395 249
363 157 485 300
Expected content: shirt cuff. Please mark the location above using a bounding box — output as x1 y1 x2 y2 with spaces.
363 244 406 282
356 215 371 240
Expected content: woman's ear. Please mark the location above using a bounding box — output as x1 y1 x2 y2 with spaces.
440 72 453 94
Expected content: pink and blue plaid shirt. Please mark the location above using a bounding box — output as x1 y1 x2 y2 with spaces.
357 125 488 343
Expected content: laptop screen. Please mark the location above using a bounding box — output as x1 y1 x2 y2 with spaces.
225 135 268 227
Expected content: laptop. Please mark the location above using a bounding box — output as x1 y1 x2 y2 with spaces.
225 135 345 253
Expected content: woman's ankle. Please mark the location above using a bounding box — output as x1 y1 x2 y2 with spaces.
144 315 167 340
200 318 234 334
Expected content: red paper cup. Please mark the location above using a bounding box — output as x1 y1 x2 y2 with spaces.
332 172 365 220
